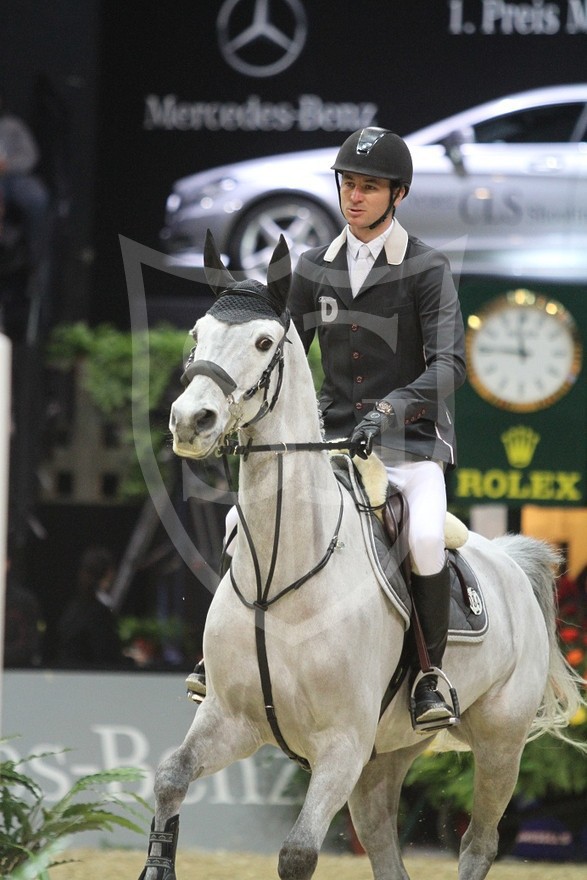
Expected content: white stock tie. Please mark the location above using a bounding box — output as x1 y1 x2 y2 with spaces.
351 244 372 297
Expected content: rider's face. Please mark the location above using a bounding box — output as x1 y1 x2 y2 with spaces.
340 172 405 241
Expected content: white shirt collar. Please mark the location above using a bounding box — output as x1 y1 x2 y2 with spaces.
346 223 393 262
324 218 409 265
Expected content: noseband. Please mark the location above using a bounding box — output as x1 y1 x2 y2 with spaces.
180 331 288 429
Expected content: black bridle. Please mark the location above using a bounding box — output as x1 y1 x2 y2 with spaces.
181 329 288 430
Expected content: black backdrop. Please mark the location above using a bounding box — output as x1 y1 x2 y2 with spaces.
93 0 587 323
2 1 586 325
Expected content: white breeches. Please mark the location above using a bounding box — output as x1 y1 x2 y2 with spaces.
385 460 447 576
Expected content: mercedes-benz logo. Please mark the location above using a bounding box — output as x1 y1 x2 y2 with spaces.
217 0 308 78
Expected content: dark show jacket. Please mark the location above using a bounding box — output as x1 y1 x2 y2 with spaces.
289 221 466 467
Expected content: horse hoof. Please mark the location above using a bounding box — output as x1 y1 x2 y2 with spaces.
278 844 318 880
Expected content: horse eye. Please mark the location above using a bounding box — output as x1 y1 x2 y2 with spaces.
256 337 273 352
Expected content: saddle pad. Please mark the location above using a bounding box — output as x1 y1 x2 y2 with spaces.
331 455 412 627
332 455 488 642
446 550 488 643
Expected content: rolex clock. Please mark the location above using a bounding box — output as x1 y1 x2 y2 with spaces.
466 289 583 412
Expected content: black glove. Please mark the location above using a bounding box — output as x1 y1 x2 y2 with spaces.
349 410 391 459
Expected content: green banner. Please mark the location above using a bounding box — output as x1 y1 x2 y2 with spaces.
453 279 586 507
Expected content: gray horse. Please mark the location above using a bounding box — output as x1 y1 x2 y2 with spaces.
139 233 585 880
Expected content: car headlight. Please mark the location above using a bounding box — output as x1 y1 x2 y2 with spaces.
166 193 182 213
199 176 238 201
167 177 238 214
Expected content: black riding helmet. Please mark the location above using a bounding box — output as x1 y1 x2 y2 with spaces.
331 127 413 229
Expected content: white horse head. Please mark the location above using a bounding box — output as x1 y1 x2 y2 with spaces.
170 231 301 459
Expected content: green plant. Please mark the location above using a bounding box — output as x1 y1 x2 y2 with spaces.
307 337 324 392
45 321 189 499
46 321 188 416
118 614 188 665
0 742 149 878
118 614 185 645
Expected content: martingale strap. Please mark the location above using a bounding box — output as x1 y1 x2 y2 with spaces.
222 450 344 772
255 604 311 772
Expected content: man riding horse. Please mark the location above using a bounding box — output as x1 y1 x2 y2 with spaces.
187 128 466 730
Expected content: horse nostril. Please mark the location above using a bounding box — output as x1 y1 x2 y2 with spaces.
171 405 217 443
194 408 217 434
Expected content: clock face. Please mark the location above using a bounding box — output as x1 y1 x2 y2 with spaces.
466 290 583 412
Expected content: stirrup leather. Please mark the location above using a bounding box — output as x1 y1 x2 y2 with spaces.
409 666 460 733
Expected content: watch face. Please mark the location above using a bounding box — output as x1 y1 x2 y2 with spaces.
466 289 583 412
376 401 394 415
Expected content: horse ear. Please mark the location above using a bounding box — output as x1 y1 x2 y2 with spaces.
266 235 291 313
204 229 236 297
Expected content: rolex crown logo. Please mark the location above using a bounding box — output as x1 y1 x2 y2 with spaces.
501 426 540 469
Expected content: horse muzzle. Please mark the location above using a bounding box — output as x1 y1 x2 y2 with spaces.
169 395 227 459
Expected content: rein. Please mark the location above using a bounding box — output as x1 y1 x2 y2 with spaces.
218 437 353 459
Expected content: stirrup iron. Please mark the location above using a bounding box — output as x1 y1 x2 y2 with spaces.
409 666 460 733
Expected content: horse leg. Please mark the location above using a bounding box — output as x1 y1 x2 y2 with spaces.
457 747 523 880
455 707 534 880
348 742 430 880
277 742 368 880
138 700 261 880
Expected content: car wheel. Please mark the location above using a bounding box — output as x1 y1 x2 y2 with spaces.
228 196 340 279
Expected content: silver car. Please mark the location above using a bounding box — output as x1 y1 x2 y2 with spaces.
160 84 587 281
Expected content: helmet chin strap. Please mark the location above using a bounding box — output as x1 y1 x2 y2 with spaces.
368 197 395 230
368 182 404 229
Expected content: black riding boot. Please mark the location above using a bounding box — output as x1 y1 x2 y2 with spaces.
185 659 206 702
410 561 458 729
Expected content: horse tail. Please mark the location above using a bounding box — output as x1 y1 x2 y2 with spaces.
493 533 587 750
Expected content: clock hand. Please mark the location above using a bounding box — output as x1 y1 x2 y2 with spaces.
515 317 530 359
477 345 529 356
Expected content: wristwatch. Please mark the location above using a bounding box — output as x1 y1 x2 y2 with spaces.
375 400 394 416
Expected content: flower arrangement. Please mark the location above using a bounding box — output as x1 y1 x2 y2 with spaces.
554 592 587 734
